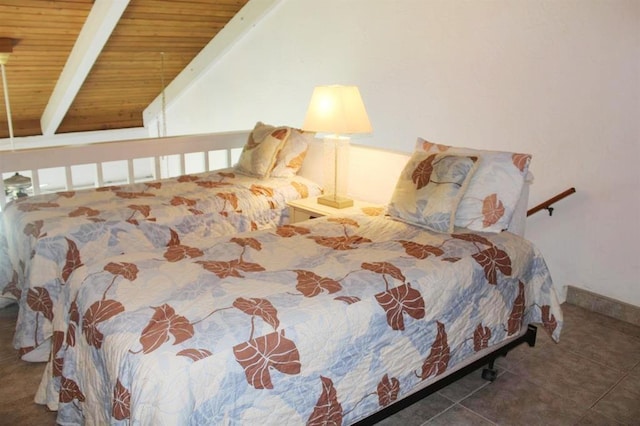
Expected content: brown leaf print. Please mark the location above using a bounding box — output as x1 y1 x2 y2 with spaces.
145 182 162 190
82 299 125 348
398 240 444 259
115 191 155 199
177 348 213 362
375 283 426 331
23 220 45 238
216 192 239 210
294 270 342 297
275 224 310 238
362 261 406 283
218 171 235 179
412 154 436 190
104 262 139 281
233 297 280 330
451 233 494 247
167 229 181 246
112 379 131 421
128 204 151 218
57 191 76 198
271 128 289 140
17 202 59 212
177 175 200 183
377 374 400 407
52 331 65 377
196 180 230 189
170 196 198 207
471 246 512 285
419 321 450 379
541 305 558 335
60 376 86 403
309 235 371 250
307 376 343 426
473 324 492 352
512 153 531 173
26 287 54 321
62 238 83 283
67 300 79 347
233 330 301 389
482 194 505 228
164 244 204 262
138 304 194 354
230 237 262 251
286 151 306 170
361 206 384 216
250 184 274 197
2 271 21 300
507 282 526 336
334 296 360 304
68 206 100 217
327 217 360 228
291 181 309 198
420 140 449 152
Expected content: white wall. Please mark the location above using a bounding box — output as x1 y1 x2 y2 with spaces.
160 0 640 306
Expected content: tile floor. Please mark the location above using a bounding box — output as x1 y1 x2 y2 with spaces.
0 302 638 425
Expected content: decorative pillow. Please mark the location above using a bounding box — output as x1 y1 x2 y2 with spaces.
417 137 532 233
270 127 313 178
388 151 479 233
235 122 290 178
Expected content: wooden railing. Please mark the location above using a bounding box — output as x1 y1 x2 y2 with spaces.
527 187 576 217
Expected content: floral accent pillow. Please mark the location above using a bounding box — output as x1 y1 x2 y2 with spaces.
388 151 479 233
270 128 313 178
417 137 532 233
235 122 290 178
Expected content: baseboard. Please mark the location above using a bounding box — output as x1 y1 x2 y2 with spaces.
566 285 640 327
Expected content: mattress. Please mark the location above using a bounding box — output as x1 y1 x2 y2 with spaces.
0 168 321 361
36 213 563 425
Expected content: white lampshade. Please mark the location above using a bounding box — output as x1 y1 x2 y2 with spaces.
302 85 372 135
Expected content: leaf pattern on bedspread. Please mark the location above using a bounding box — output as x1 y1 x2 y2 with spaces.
164 230 204 262
309 235 371 250
507 282 525 336
60 376 85 404
362 261 406 284
473 323 492 352
377 374 400 407
17 201 59 212
62 238 83 283
24 220 46 239
137 304 194 354
231 237 262 251
68 206 100 217
275 224 310 237
471 246 512 285
412 154 436 190
307 376 343 426
419 321 450 379
398 240 444 259
177 348 213 362
104 262 139 281
233 330 301 389
541 305 558 335
111 379 131 421
82 300 125 348
294 270 342 297
375 283 425 331
196 259 265 279
233 297 280 330
482 194 505 228
27 287 54 321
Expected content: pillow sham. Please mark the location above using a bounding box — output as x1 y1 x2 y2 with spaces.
235 122 290 178
270 128 313 178
417 137 531 233
388 151 479 233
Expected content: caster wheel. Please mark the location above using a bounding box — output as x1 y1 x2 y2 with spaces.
482 368 497 382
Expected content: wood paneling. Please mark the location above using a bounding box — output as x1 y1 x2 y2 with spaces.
0 0 249 138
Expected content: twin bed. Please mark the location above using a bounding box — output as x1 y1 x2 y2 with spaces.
0 125 563 425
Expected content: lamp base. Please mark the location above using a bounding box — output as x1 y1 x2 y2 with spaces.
317 194 354 209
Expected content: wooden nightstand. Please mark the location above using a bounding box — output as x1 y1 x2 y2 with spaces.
287 197 383 224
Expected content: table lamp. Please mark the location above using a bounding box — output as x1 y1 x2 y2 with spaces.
302 85 372 208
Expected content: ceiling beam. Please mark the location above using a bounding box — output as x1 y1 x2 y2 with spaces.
142 0 281 130
40 0 130 136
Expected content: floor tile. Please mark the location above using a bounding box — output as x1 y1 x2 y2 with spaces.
575 408 625 425
437 367 496 402
591 363 640 425
424 404 495 425
459 370 585 425
375 392 455 426
562 303 640 340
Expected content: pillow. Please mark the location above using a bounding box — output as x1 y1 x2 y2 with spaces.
417 137 532 232
235 122 290 178
270 128 313 178
387 151 479 233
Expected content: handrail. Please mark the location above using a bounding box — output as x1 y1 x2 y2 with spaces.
527 187 576 217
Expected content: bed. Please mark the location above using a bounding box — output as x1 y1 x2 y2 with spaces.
34 139 563 425
0 123 322 361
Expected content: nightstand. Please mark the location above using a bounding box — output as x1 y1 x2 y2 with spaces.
287 197 383 224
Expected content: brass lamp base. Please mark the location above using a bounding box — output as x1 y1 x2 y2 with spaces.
317 194 354 209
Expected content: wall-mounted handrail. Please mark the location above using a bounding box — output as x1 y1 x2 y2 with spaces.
527 187 576 217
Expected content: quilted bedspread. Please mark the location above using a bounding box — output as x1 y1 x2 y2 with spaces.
0 169 321 361
36 214 562 425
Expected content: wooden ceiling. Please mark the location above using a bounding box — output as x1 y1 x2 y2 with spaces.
0 0 249 139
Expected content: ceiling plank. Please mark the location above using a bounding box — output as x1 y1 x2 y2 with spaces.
39 0 130 136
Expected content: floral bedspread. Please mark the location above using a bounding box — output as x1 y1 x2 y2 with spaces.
36 214 563 425
0 169 321 360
